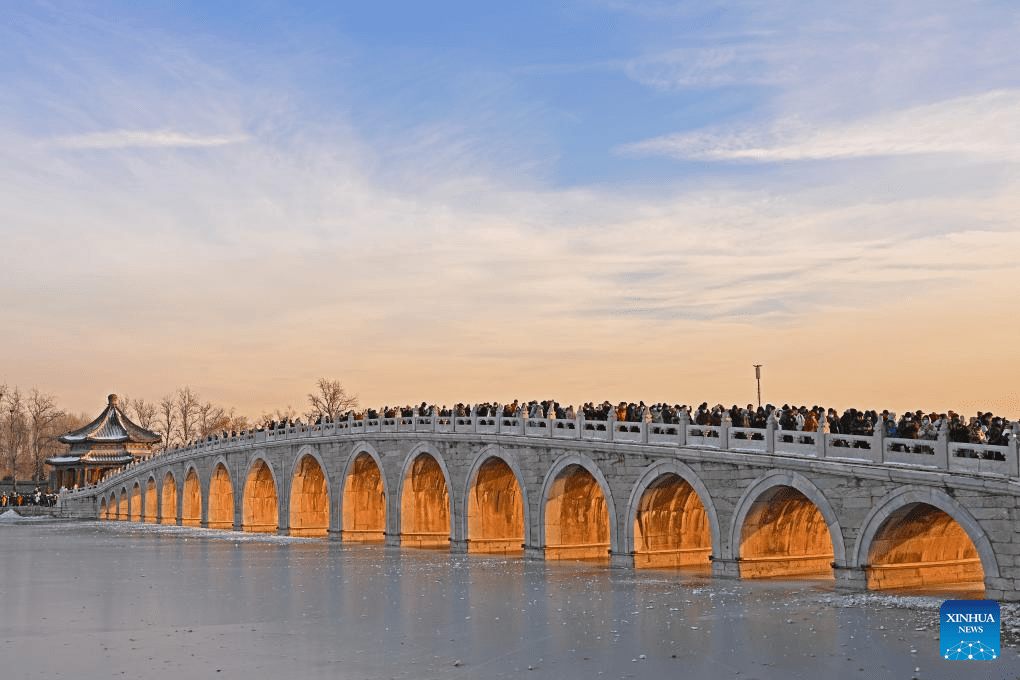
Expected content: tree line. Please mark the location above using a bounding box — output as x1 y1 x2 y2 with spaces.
0 379 358 482
0 385 84 483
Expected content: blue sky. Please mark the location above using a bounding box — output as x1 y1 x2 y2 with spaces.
2 1 1018 417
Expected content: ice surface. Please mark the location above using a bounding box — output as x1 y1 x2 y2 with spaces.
1 521 1018 679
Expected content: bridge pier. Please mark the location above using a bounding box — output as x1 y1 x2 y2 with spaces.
450 539 469 555
710 556 741 579
833 564 868 592
384 532 401 548
609 552 635 570
524 545 545 561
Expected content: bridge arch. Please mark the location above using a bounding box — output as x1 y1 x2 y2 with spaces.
207 459 234 530
340 443 388 542
109 492 118 520
729 470 844 579
161 471 178 525
539 453 617 560
143 476 157 523
463 445 529 553
853 486 998 592
242 457 279 533
118 487 129 521
290 446 331 537
99 496 108 520
130 482 142 522
181 465 202 526
397 442 453 549
625 460 719 569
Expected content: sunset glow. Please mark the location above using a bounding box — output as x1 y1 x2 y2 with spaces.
2 2 1017 420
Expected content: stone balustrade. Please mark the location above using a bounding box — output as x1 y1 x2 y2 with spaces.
66 411 1020 501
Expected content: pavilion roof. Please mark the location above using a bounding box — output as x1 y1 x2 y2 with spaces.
57 394 162 446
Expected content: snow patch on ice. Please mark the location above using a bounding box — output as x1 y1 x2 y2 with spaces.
818 592 943 610
93 521 320 544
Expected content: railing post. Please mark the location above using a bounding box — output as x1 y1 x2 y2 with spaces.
816 419 829 458
608 412 616 442
766 418 775 453
719 414 730 450
678 411 689 446
1010 423 1020 477
874 421 886 463
575 413 584 439
934 428 949 470
640 420 649 444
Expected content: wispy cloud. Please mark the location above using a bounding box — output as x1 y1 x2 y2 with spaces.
621 46 787 90
619 90 1020 161
48 129 250 150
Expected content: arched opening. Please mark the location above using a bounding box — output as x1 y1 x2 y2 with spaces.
99 497 107 520
161 472 177 525
144 479 157 523
866 503 984 593
633 474 711 570
182 469 201 527
739 486 834 579
243 460 278 534
109 493 118 520
118 490 129 521
129 483 142 522
343 453 386 542
207 464 234 530
467 457 524 554
544 464 610 561
400 453 449 549
290 455 329 538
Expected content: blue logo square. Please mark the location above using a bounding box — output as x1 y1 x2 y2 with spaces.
940 600 1000 660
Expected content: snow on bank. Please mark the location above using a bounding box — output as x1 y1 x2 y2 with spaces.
0 509 59 522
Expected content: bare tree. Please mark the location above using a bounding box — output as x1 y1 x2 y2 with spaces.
307 378 358 422
2 387 28 484
176 387 202 445
198 401 232 439
226 410 250 433
27 388 63 483
157 395 176 451
129 397 157 431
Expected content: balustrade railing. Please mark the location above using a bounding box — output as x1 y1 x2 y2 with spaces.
65 410 1020 500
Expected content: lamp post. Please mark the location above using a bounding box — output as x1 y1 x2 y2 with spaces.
753 364 763 408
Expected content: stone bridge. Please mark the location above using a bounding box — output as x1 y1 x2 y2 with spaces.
61 414 1020 600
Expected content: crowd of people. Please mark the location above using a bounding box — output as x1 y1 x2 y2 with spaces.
0 486 57 508
196 399 1017 463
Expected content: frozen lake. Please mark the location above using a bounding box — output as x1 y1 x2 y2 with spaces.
1 518 1017 679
